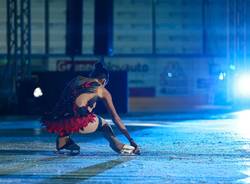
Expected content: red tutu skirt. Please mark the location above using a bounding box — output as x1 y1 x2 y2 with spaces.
42 113 96 136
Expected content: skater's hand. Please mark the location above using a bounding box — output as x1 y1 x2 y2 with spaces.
130 139 140 155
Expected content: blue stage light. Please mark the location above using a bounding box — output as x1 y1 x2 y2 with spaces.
219 72 226 80
229 64 236 70
234 74 250 97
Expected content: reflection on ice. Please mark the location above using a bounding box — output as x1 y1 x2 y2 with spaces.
233 110 250 138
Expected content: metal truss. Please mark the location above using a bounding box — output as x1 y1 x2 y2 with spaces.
3 0 31 107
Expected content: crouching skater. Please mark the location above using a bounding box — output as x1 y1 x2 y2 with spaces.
41 62 140 155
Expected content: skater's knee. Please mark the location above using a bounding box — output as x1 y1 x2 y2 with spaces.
99 122 113 133
97 116 110 131
99 121 116 140
100 117 108 127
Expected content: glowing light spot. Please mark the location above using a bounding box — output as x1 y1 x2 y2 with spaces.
235 74 250 97
219 72 226 80
229 64 236 70
33 87 43 98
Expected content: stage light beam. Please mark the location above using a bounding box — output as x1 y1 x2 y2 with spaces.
234 74 250 98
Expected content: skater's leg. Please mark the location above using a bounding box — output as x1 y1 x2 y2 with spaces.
78 115 124 152
56 131 70 150
97 117 125 153
56 132 80 153
78 115 134 154
55 116 99 153
57 135 69 149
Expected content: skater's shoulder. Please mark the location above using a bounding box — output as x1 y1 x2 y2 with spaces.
97 87 111 99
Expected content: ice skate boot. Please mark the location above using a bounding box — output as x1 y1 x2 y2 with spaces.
120 144 136 155
56 136 80 156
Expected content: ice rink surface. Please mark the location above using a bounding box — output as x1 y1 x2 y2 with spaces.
1 110 250 183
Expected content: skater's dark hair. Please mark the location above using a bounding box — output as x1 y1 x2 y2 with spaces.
89 62 109 81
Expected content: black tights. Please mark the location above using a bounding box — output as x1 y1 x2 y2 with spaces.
99 122 124 153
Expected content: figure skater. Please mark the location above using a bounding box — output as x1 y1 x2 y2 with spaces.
41 62 140 155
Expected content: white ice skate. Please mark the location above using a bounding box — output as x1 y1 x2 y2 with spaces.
120 144 136 155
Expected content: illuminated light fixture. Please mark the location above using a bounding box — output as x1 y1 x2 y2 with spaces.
219 72 226 80
33 87 43 98
167 72 172 78
230 64 236 70
234 74 250 97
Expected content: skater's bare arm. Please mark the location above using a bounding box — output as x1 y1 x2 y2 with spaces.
100 88 133 141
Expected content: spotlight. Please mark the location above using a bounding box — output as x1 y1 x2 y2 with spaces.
234 74 250 98
33 87 43 98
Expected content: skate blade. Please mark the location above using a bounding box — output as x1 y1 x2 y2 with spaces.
120 152 136 156
120 145 135 155
54 150 80 156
